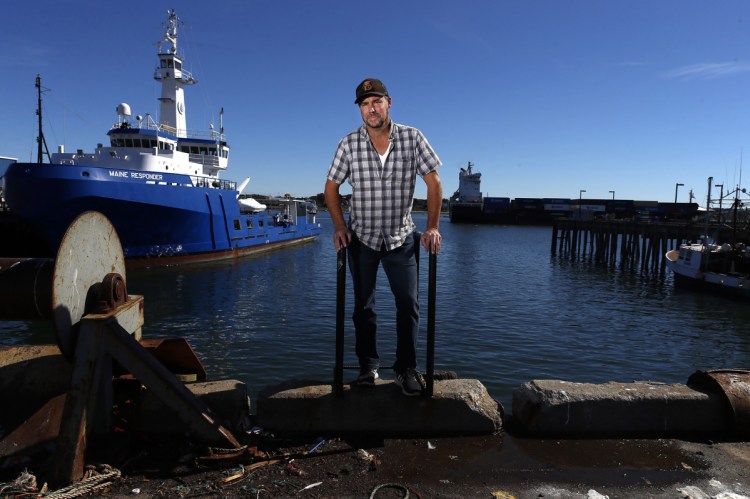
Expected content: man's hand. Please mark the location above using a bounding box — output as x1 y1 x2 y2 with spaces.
325 179 351 252
420 228 442 254
333 227 352 251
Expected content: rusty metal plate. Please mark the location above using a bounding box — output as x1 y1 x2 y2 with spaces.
688 369 750 438
139 338 207 382
52 211 126 358
0 393 66 458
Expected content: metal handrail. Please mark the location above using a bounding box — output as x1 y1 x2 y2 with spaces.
334 241 438 397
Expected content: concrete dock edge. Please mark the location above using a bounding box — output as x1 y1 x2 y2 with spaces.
256 378 503 436
512 379 732 437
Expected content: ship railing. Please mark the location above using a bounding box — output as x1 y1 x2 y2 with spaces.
191 176 236 191
178 68 195 84
159 124 179 135
124 120 226 142
152 68 196 85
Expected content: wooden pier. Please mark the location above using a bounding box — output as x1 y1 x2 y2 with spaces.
551 219 747 274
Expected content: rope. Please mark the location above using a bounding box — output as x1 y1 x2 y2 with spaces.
46 464 122 498
0 470 37 495
370 483 410 498
206 445 248 455
0 465 121 498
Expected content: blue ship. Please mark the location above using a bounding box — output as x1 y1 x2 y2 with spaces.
3 10 320 267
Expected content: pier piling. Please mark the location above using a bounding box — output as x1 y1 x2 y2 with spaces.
551 219 740 273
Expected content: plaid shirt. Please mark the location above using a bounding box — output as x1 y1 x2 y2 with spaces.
327 121 441 251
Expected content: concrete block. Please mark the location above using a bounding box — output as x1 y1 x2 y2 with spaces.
256 378 503 437
512 379 730 437
133 379 251 434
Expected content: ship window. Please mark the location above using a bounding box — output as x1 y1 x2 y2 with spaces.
133 139 141 148
150 140 157 148
191 146 199 154
246 219 253 229
258 220 265 228
199 147 208 155
233 220 241 230
125 139 133 147
167 59 173 68
175 61 182 71
161 60 167 68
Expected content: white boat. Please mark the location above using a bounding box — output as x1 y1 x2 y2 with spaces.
665 241 750 297
238 197 267 213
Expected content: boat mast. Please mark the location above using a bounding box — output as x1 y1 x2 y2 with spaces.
707 175 713 220
35 75 51 164
154 9 196 138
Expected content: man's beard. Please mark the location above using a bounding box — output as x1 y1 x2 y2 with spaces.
365 113 387 128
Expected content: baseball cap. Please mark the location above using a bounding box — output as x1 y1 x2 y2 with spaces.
354 78 389 104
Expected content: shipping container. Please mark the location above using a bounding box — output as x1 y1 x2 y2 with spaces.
483 197 511 214
513 198 545 211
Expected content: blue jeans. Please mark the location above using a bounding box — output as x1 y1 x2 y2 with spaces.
348 232 419 373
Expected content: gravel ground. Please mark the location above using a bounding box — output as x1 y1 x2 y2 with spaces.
3 424 748 499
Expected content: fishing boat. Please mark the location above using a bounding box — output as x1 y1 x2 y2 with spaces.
665 177 750 297
665 241 750 298
3 10 320 267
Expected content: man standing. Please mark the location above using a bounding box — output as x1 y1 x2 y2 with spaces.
324 78 443 396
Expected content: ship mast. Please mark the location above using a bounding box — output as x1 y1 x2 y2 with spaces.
35 75 51 164
154 9 196 138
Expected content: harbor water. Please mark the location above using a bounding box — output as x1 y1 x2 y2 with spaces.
1 212 749 412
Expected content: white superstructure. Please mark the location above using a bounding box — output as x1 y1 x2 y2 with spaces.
456 162 482 203
154 9 195 138
47 9 230 184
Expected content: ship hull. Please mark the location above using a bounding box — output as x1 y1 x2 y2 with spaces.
4 162 321 266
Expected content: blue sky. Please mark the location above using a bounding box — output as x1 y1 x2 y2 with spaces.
2 1 750 205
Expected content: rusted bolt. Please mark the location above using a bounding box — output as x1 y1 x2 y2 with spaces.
99 273 128 310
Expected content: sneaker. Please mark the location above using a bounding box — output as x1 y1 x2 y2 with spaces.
356 368 379 386
394 368 425 396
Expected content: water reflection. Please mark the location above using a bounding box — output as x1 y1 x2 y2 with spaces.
1 214 748 410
